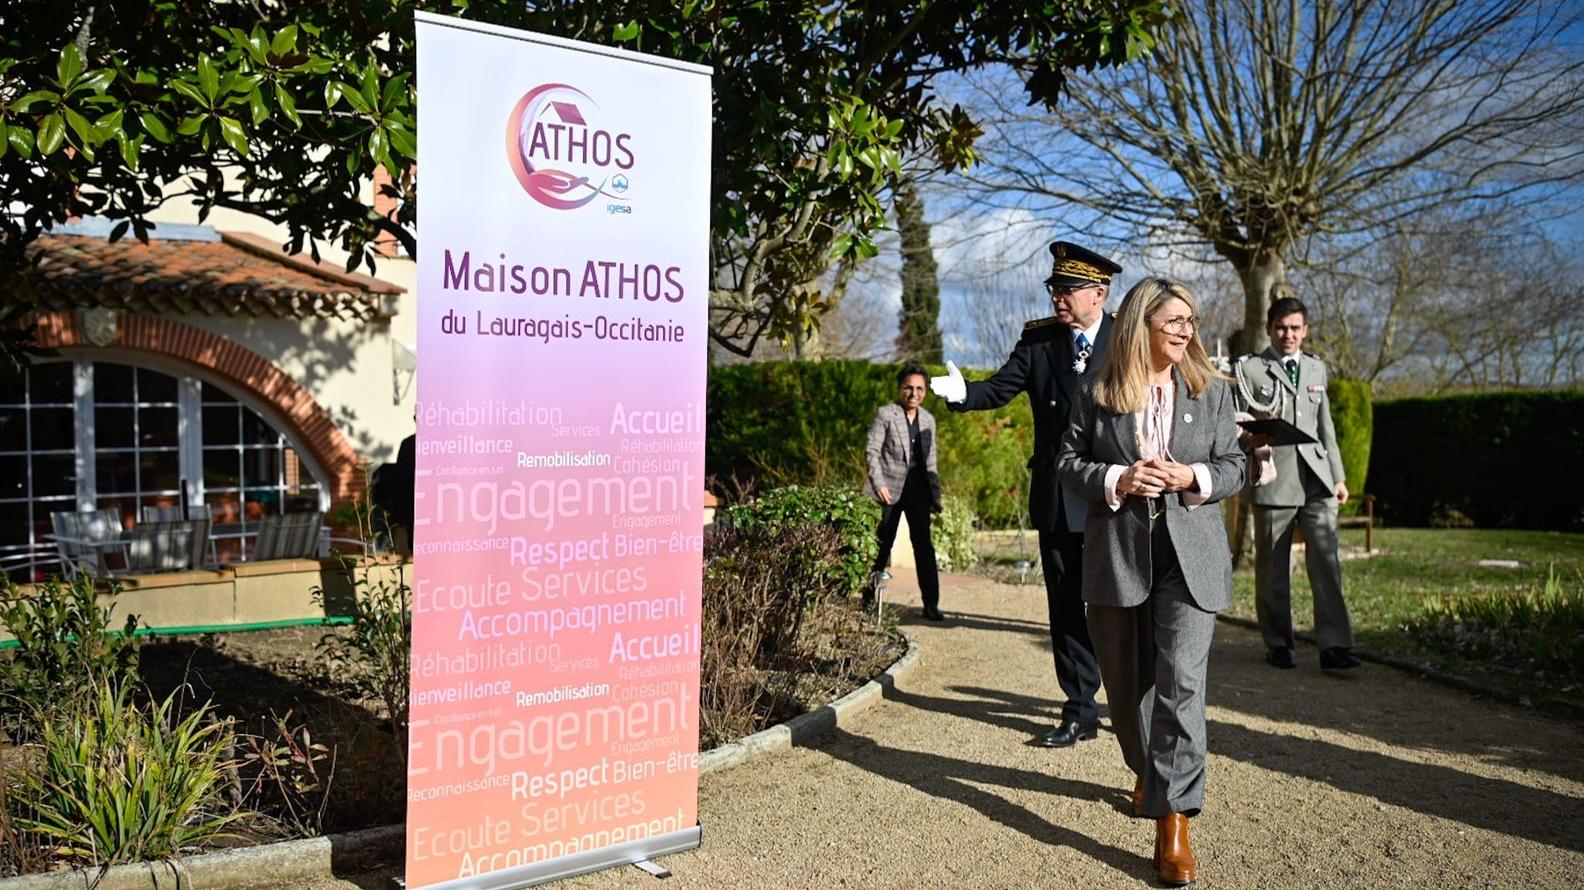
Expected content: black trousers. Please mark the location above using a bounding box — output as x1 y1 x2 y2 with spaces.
872 472 939 609
1039 525 1101 723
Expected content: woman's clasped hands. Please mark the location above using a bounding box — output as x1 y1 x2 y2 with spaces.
1117 459 1197 498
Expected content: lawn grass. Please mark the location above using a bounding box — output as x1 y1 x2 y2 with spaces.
1225 527 1584 715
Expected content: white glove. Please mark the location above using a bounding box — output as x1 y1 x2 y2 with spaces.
929 360 966 403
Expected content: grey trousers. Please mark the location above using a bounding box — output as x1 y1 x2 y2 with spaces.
1087 523 1217 818
1253 466 1354 652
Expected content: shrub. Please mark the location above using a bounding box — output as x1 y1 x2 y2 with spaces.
14 682 240 866
0 577 139 727
933 494 979 572
700 521 847 746
708 361 1034 527
722 485 880 599
314 561 411 754
1327 378 1372 516
1406 565 1584 677
236 711 335 840
1370 390 1584 529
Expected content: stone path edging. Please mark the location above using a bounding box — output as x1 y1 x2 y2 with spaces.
0 823 403 890
700 630 920 775
0 632 921 889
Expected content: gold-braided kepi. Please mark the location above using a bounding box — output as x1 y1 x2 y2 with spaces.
1045 241 1122 288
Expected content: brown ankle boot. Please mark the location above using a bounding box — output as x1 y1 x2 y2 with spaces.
1131 778 1144 818
1154 813 1196 885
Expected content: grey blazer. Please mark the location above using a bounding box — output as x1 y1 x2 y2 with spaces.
1233 349 1345 507
1055 375 1245 611
865 402 938 502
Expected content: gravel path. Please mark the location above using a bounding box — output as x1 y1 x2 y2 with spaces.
319 568 1584 889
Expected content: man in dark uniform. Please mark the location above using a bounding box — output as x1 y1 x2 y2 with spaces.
930 240 1121 747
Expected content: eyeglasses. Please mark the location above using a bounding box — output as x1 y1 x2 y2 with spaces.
1047 283 1099 297
1154 315 1200 334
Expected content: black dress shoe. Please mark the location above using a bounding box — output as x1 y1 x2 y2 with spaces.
1320 647 1362 671
1265 647 1297 669
921 606 945 621
1037 719 1099 747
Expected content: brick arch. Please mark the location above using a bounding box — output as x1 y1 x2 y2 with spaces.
30 310 363 502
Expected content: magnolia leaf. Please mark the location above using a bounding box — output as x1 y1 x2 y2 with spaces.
56 44 83 86
78 69 115 94
271 24 299 57
138 111 172 143
61 106 98 146
12 90 58 112
36 114 65 155
218 116 248 155
197 54 220 100
274 84 300 128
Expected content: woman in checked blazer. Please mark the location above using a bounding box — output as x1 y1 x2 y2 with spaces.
1056 278 1245 886
864 362 942 620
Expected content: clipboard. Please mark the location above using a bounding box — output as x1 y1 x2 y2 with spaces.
1237 417 1316 446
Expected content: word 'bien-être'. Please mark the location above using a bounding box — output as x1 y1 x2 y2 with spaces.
443 250 684 302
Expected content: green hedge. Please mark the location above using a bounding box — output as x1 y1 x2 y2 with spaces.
708 361 1033 527
1327 379 1373 515
1369 390 1584 529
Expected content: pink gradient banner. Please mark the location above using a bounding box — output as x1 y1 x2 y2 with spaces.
411 14 710 889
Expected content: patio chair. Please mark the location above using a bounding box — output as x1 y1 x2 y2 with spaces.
251 511 324 561
0 543 66 582
124 519 207 573
141 505 218 566
49 509 127 578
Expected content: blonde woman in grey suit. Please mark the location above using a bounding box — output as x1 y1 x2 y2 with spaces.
1056 278 1245 886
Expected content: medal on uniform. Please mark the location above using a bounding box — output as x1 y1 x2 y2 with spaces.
1073 343 1092 373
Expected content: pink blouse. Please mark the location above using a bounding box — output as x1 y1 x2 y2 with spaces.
1102 380 1213 511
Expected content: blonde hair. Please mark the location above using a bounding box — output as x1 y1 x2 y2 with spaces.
1092 277 1224 415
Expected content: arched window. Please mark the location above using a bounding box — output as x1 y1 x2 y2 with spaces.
0 358 328 575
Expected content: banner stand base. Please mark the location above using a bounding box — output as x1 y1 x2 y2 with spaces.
400 824 701 890
631 858 673 878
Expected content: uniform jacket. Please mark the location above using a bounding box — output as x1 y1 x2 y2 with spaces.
1233 349 1346 507
952 314 1113 532
1055 374 1246 611
865 402 938 503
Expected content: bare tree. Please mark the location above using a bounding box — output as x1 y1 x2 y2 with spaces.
1291 203 1584 392
966 0 1584 355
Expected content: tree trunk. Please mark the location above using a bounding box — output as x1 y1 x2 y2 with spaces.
1228 249 1287 569
1234 249 1286 355
790 308 823 360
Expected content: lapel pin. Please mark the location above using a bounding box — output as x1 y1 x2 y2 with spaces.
1183 413 1193 423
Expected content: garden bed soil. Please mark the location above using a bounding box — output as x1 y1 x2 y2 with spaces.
135 602 901 834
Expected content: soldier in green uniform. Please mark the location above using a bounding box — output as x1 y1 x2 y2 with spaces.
1233 296 1360 671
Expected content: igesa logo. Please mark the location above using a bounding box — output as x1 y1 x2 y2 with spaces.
505 83 634 214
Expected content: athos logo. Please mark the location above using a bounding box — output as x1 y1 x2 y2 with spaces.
505 83 634 212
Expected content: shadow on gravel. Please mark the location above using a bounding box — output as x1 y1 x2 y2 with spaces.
814 728 1149 882
873 683 1059 739
912 609 1053 638
1209 719 1584 853
1211 642 1583 783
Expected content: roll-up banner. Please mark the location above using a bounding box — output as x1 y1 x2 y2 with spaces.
410 13 710 889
